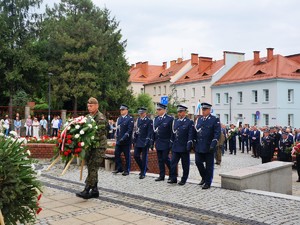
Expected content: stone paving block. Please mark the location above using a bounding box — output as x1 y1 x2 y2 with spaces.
99 208 127 217
37 209 62 219
75 212 108 222
133 218 169 225
43 200 68 209
91 217 128 225
49 217 86 225
116 212 148 222
51 205 82 213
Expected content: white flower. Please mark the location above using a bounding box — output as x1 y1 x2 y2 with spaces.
80 130 85 135
88 124 92 129
67 126 71 130
95 126 98 129
91 136 94 140
74 134 80 139
75 125 80 129
81 142 85 147
26 150 31 156
9 131 17 137
0 133 4 137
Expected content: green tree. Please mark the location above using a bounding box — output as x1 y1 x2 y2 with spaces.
134 93 155 114
40 0 133 114
0 0 45 115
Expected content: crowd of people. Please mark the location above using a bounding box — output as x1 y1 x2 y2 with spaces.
0 114 63 138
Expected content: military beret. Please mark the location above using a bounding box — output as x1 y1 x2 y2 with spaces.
177 104 188 112
120 104 129 110
87 97 98 104
201 102 212 109
137 107 147 114
156 103 167 110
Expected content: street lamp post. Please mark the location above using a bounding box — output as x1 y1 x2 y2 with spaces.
48 73 53 136
229 96 232 124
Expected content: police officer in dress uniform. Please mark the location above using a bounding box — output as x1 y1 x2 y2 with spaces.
112 104 134 176
152 103 174 181
278 131 293 162
133 107 153 179
260 129 275 164
76 97 108 199
194 102 221 189
168 105 194 185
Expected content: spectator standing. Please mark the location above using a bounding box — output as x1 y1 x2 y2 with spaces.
32 117 40 139
57 116 62 130
51 116 59 137
39 115 47 136
4 115 10 136
14 116 21 137
25 115 33 137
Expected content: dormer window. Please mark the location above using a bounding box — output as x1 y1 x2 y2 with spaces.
294 69 300 73
184 76 190 79
254 70 265 75
202 72 209 76
139 74 146 78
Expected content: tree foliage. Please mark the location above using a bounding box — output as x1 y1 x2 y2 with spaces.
134 93 155 114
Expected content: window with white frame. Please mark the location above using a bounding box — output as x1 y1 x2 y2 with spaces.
252 114 257 125
252 90 258 103
154 87 156 96
183 89 186 98
263 89 269 102
192 88 195 98
158 86 161 95
224 93 229 104
216 93 220 104
263 114 269 126
202 86 206 97
288 89 294 102
192 106 195 114
238 91 243 103
288 114 294 127
224 114 229 125
141 88 144 93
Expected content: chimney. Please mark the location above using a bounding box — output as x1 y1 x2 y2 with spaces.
198 57 213 73
162 61 167 69
136 62 142 68
130 64 135 69
170 60 176 67
141 61 149 75
191 53 198 65
253 51 260 64
267 48 274 62
177 58 183 63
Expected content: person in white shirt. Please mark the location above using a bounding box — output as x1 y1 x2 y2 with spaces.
32 117 40 139
25 115 33 137
51 116 59 137
39 115 48 136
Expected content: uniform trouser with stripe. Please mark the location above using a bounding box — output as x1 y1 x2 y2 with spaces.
195 152 214 186
170 151 190 182
115 144 131 173
134 146 149 176
156 149 171 178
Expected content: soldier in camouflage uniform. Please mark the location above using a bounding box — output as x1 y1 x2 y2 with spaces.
76 97 107 199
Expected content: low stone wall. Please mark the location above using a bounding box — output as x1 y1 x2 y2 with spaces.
27 143 56 159
105 148 170 175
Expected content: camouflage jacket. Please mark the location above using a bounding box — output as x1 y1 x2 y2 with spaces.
89 111 107 149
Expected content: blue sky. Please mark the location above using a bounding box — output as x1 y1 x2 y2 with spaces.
44 0 300 65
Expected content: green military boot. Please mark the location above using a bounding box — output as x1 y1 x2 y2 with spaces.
76 184 91 199
88 183 99 198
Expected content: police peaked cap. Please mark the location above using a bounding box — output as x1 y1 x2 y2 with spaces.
201 102 212 109
137 107 147 114
156 103 167 110
176 104 188 112
120 104 129 110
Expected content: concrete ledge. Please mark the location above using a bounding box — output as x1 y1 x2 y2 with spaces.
220 161 293 195
244 189 300 201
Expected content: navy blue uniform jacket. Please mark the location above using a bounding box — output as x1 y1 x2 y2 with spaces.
116 115 134 145
171 117 194 152
153 114 174 150
133 117 153 148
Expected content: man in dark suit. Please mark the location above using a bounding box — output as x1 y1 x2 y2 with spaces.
241 124 250 153
133 107 153 179
113 104 134 176
168 105 194 185
249 126 260 158
194 102 221 189
152 103 174 181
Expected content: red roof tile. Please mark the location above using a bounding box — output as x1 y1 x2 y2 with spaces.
144 59 190 85
213 54 300 86
175 59 224 85
129 62 165 83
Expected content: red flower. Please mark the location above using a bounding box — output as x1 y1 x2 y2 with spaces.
67 134 72 139
67 139 72 144
78 142 82 147
37 194 42 201
36 207 42 214
63 151 69 156
58 139 62 143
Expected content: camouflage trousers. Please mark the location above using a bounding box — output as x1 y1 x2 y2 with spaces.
214 145 222 165
85 148 105 187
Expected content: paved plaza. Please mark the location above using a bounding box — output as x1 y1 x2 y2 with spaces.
36 150 300 225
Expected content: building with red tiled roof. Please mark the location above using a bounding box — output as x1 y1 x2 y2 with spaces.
172 52 244 115
211 48 300 127
128 61 165 95
143 57 193 104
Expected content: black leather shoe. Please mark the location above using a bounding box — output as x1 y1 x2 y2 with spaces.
139 175 145 179
155 177 164 181
202 184 211 189
76 185 90 199
178 181 186 185
112 170 123 174
167 179 177 184
199 179 205 185
122 171 129 176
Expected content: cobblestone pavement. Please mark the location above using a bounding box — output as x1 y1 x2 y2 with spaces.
36 149 300 225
